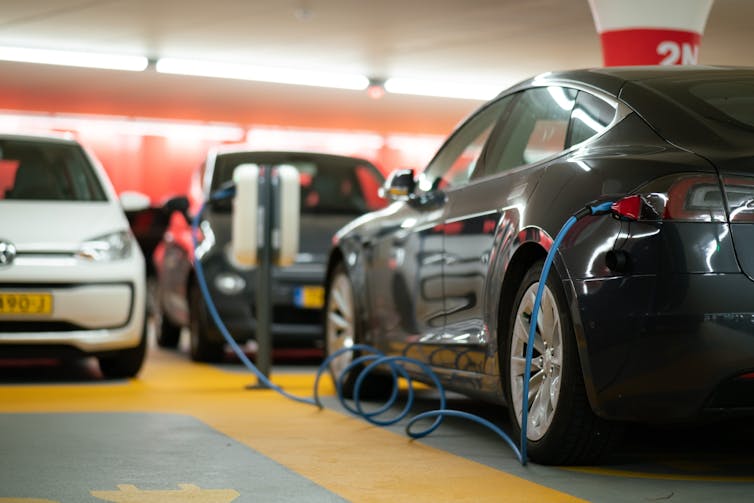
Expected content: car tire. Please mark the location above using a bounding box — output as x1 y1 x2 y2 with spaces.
325 262 392 400
99 319 147 379
188 282 225 363
503 259 621 465
155 310 182 348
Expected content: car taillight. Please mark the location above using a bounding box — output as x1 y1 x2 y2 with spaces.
722 176 754 223
611 173 727 222
664 175 726 222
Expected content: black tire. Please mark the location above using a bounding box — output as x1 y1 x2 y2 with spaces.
325 262 393 400
188 282 225 363
99 319 147 379
502 259 621 465
155 310 182 348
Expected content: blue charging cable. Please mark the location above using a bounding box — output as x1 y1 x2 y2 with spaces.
191 190 614 465
519 200 613 463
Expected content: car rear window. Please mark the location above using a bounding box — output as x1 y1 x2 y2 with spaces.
687 81 754 128
639 76 754 131
212 153 386 214
0 139 106 201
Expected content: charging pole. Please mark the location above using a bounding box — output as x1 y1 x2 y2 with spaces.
231 163 300 389
255 165 273 383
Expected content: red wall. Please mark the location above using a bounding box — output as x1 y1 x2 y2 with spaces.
82 133 224 202
0 63 482 204
1 112 446 204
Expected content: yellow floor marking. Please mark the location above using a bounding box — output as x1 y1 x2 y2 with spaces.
0 349 585 503
567 466 754 483
90 483 239 503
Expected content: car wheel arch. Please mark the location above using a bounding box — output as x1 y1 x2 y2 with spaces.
493 235 603 417
177 266 197 328
325 248 346 293
156 241 192 328
325 243 376 345
494 241 547 374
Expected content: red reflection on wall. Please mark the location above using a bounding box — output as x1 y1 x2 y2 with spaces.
0 113 445 205
82 133 220 203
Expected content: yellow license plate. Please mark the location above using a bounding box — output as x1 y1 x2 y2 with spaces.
0 292 53 315
293 286 325 309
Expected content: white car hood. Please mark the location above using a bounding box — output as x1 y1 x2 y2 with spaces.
0 201 129 252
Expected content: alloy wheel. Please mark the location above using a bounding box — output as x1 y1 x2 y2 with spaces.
509 281 563 441
326 270 355 379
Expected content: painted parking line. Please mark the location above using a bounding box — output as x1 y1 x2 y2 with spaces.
567 465 754 483
90 484 239 502
0 349 584 503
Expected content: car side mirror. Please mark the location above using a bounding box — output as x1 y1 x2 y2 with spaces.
119 191 151 213
379 168 416 201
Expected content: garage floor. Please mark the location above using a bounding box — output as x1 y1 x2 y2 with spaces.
2 327 754 502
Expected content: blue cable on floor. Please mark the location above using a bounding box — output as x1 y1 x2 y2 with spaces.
191 191 614 466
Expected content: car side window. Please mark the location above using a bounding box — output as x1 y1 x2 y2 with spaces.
416 97 511 193
567 91 616 147
486 86 577 176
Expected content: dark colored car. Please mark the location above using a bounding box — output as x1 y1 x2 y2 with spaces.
324 66 754 464
154 148 385 362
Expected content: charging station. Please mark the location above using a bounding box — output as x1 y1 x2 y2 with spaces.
230 163 301 381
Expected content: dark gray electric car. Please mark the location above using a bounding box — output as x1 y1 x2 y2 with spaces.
324 66 754 465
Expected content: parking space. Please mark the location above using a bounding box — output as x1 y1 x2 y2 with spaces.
2 327 754 502
3 4 754 503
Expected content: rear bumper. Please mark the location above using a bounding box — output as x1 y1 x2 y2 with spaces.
574 272 754 422
203 263 325 348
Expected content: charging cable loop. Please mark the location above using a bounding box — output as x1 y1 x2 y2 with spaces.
192 191 620 467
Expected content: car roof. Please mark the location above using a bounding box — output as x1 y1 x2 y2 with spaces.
507 65 754 160
0 132 80 145
210 147 377 166
509 65 754 98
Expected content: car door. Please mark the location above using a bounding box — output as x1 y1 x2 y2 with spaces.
361 186 446 354
440 86 578 377
383 97 513 366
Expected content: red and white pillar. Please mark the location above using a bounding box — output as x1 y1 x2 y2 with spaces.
588 0 715 66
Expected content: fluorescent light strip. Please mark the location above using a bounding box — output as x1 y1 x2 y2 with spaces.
156 57 369 91
0 111 245 141
384 77 501 101
0 46 148 71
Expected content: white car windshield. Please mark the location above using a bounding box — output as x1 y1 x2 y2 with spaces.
0 138 107 202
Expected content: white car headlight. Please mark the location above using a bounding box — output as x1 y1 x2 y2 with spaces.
77 231 133 261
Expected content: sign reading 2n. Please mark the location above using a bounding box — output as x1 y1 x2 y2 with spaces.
657 41 699 65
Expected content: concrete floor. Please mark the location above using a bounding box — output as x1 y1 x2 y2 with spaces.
2 330 754 502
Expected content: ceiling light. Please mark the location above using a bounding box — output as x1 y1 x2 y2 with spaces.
0 111 245 141
384 77 501 101
0 46 148 71
156 57 369 91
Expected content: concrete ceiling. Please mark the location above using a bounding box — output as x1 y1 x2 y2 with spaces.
0 0 752 135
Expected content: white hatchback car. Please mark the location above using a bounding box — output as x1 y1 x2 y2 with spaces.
0 133 148 378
